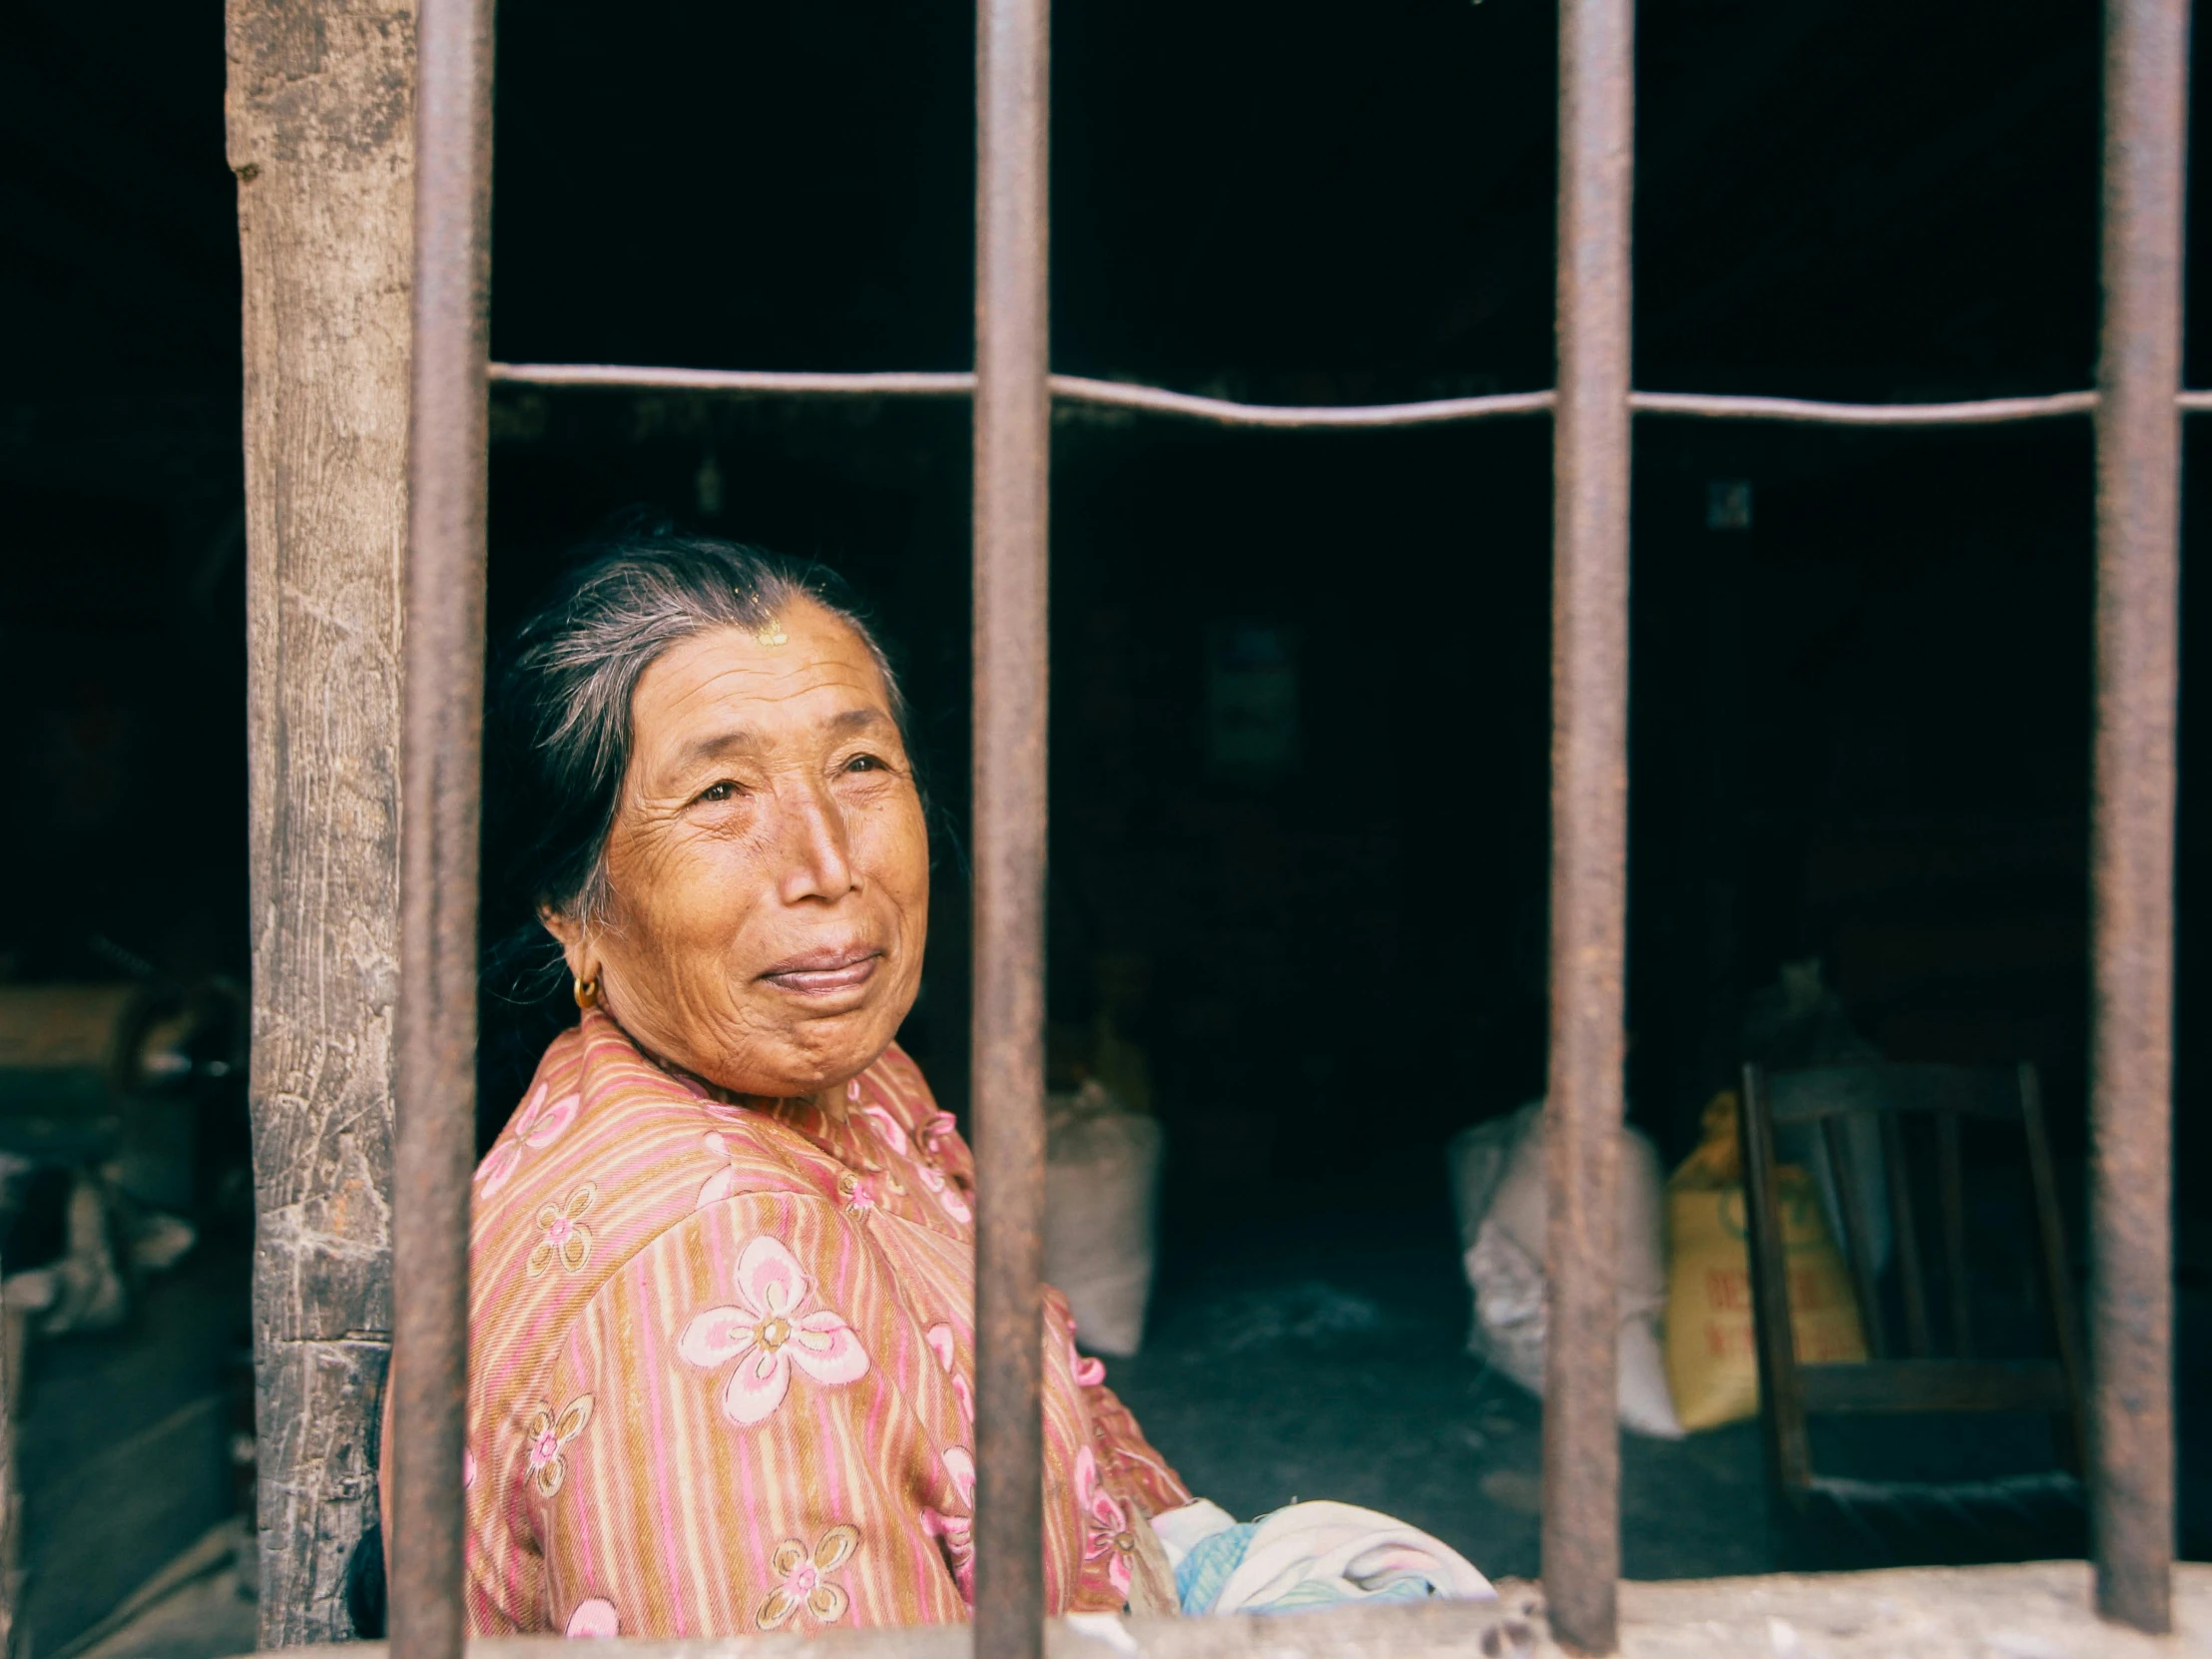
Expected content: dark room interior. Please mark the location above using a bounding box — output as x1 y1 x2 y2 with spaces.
2 0 2208 1651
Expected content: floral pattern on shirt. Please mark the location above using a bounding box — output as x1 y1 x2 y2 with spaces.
758 1525 860 1629
564 1597 618 1638
524 1394 594 1497
1074 1446 1137 1601
479 1084 583 1196
677 1234 869 1425
919 1446 977 1602
527 1185 596 1278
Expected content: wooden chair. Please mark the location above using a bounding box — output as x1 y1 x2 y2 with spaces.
1738 1062 2089 1556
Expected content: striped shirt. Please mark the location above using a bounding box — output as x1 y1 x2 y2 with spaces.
416 1010 1189 1637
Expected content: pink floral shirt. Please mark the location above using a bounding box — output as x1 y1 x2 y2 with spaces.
392 1011 1188 1637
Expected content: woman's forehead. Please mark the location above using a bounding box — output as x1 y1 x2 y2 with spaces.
631 604 890 756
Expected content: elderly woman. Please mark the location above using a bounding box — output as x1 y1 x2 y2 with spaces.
434 529 1186 1637
420 526 1488 1639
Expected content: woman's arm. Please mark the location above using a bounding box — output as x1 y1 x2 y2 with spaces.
518 1190 975 1636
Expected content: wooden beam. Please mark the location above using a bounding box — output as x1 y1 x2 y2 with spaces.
226 0 415 1641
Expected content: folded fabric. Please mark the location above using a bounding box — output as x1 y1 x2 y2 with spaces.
1150 1498 1496 1617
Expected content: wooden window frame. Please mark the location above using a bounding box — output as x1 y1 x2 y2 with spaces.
259 0 2188 1651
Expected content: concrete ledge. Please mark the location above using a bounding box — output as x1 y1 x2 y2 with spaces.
293 1562 2209 1658
1610 1562 2209 1657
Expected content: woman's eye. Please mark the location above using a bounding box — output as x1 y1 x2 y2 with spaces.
697 781 739 804
844 754 885 774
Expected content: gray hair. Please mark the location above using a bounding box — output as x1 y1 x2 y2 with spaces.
497 524 911 928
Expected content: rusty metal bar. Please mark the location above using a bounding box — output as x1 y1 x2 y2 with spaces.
1541 0 1632 1649
2088 0 2186 1631
970 0 1050 1648
390 0 494 1656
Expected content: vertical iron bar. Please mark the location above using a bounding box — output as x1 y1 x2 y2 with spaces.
971 0 1050 1651
2091 0 2186 1631
391 1 494 1656
1542 0 1633 1649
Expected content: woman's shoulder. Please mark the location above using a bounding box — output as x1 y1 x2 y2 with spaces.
472 1017 824 1243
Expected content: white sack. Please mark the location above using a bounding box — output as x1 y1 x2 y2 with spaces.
1443 1103 1536 1254
1445 1101 1683 1438
1044 1080 1162 1358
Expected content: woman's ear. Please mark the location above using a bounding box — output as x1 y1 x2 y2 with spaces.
539 903 592 981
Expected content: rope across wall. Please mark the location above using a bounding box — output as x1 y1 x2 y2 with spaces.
492 364 2212 427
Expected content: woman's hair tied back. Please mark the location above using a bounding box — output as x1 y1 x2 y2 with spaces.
493 513 910 929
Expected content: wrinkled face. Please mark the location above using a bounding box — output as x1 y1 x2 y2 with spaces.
544 600 929 1098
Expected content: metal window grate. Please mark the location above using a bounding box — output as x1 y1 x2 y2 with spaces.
386 0 2186 1654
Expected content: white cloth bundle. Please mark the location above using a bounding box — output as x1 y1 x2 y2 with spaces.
1151 1498 1494 1616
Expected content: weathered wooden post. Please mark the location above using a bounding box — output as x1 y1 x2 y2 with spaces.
225 0 415 1641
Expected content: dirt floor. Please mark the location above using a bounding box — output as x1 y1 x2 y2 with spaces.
1106 1186 1776 1583
76 1543 258 1659
1103 1179 2212 1585
61 1178 2211 1659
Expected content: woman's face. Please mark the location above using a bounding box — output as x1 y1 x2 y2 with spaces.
546 600 929 1098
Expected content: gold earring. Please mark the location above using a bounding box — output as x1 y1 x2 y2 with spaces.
573 975 600 1011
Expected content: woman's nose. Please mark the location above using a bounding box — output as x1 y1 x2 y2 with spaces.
775 781 857 903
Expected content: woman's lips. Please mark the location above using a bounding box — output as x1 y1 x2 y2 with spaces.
758 945 883 996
